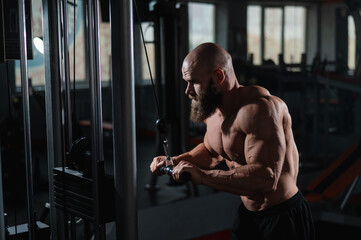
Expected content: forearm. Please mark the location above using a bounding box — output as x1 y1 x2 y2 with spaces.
200 164 276 196
172 143 220 169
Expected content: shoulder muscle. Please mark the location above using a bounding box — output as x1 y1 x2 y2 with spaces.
239 97 281 136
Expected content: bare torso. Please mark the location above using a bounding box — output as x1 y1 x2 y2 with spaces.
205 86 299 211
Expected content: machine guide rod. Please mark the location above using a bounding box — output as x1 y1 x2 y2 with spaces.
18 0 36 238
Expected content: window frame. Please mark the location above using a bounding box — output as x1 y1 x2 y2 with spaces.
247 4 307 66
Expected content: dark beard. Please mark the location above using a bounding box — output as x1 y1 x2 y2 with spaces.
190 79 221 123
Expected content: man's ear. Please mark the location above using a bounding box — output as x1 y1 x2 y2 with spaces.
215 69 225 84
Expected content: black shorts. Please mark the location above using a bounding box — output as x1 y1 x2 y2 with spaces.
231 191 315 240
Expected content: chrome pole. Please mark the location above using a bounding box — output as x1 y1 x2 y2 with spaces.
86 0 103 238
42 0 66 238
110 0 138 239
18 0 35 239
57 1 71 238
61 0 73 151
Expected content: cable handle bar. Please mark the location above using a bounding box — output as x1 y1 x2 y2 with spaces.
159 164 192 182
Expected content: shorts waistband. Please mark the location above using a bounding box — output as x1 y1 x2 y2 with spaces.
240 190 305 217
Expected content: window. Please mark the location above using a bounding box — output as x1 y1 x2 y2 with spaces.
284 6 306 64
99 15 111 83
247 6 261 65
15 0 45 88
140 22 155 82
264 8 282 64
15 0 108 88
188 2 215 51
68 0 86 84
348 15 356 70
247 5 307 66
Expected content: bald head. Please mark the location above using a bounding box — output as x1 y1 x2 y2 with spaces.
182 43 234 75
182 43 239 120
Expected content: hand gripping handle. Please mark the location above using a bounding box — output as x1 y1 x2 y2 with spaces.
159 165 192 182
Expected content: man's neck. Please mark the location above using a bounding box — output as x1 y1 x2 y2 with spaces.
218 82 243 117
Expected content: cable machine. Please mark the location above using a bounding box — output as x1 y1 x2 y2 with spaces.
43 0 137 239
15 0 187 238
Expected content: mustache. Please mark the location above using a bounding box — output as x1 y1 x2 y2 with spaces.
188 95 196 100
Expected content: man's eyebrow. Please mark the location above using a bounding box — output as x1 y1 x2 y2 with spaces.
186 79 197 83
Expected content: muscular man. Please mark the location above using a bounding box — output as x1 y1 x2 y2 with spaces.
150 43 314 239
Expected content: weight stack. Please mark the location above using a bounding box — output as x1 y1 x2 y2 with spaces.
53 167 115 223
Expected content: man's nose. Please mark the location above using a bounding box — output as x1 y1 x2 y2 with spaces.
185 82 194 95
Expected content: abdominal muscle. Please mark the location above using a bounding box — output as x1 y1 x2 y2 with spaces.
240 174 299 211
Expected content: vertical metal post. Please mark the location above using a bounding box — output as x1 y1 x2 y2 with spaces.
161 2 182 156
61 0 73 150
43 0 66 238
178 4 190 153
143 1 164 192
18 0 35 239
85 0 103 238
110 0 138 239
57 1 71 238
